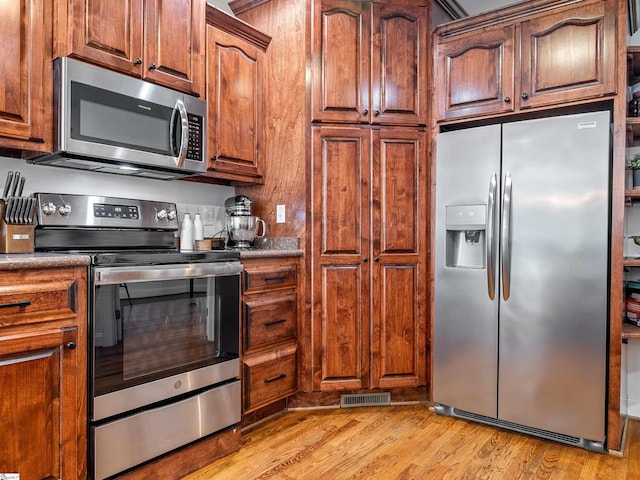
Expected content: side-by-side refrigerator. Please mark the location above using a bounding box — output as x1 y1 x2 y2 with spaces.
433 110 610 452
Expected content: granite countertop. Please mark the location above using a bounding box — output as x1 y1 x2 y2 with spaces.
238 237 303 258
0 253 91 271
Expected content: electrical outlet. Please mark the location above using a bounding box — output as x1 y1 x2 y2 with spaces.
276 205 286 223
202 206 215 226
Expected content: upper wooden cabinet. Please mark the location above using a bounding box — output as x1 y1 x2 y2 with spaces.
0 0 52 152
56 0 205 97
435 0 616 121
187 6 270 185
311 0 428 126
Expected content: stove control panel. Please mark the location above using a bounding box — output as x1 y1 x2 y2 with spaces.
35 193 179 230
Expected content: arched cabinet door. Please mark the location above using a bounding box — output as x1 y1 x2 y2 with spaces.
435 25 516 121
519 0 615 110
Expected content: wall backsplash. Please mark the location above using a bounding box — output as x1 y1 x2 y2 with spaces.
0 157 235 237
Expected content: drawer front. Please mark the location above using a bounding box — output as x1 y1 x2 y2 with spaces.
243 265 297 293
244 293 296 351
0 269 79 327
244 351 296 411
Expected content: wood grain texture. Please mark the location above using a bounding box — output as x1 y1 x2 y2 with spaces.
184 405 640 479
234 0 308 239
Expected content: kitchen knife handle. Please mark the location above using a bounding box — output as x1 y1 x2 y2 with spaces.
487 173 497 300
501 172 512 301
2 171 13 200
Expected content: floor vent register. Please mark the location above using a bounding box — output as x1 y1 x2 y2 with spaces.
340 392 391 408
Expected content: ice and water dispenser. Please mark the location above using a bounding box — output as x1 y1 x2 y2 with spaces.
445 204 486 269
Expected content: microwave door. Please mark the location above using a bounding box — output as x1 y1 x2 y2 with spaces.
170 99 189 167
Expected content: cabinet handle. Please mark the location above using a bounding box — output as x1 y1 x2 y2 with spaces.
134 57 142 66
374 109 380 116
374 257 380 262
149 63 157 70
521 92 528 100
0 300 31 309
211 156 217 162
264 276 286 282
65 341 77 350
363 257 368 263
264 373 287 384
504 96 511 103
363 109 369 116
264 318 287 327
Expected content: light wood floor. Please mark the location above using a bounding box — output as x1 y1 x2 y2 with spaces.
184 405 640 480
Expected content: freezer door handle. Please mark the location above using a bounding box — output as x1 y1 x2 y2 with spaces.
501 172 512 301
487 173 498 300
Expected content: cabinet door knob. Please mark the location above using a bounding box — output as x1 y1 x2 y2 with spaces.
374 257 380 262
363 257 368 263
211 156 217 162
374 110 380 116
521 92 528 100
504 96 511 103
134 58 142 66
363 109 369 116
65 341 77 350
148 63 157 70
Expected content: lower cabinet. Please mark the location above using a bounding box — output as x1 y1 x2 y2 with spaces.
241 256 299 413
0 265 87 479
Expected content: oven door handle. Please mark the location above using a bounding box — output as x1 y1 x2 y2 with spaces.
94 262 243 285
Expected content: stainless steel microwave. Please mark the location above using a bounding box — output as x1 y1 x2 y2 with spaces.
28 57 207 180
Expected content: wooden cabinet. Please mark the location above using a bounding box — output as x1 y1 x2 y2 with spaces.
0 266 87 479
310 126 426 391
57 0 205 96
0 0 53 152
435 0 616 121
241 257 298 412
311 0 428 125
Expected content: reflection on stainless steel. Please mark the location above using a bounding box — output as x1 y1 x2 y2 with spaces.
94 381 240 480
94 261 243 284
434 111 610 451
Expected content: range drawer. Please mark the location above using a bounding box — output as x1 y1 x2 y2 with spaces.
243 292 296 352
243 264 297 294
243 345 297 412
0 269 80 327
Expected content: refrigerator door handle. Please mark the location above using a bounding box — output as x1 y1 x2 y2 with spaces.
487 173 498 300
501 172 512 301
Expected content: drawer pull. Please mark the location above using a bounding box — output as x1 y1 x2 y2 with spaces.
0 300 31 309
264 318 287 327
66 342 77 350
264 373 287 384
264 276 287 282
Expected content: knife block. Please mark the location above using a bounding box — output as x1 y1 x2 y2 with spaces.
0 201 35 253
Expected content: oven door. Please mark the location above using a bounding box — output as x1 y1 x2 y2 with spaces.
90 261 242 421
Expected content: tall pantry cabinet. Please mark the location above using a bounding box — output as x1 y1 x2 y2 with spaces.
231 0 429 399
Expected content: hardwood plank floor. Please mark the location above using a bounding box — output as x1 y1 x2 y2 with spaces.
183 405 640 479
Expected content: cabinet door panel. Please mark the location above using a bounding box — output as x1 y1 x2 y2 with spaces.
0 328 77 479
69 0 143 75
520 1 615 109
435 25 515 120
312 0 370 123
372 4 427 125
311 126 370 391
206 25 263 180
145 0 205 96
0 0 51 149
370 129 426 389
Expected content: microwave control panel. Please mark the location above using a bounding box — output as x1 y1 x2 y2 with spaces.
186 114 203 162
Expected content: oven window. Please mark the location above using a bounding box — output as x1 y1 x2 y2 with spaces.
93 275 239 397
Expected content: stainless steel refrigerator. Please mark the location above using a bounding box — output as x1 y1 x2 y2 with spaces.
433 110 610 452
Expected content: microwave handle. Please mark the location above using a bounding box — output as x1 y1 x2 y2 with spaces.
171 99 189 167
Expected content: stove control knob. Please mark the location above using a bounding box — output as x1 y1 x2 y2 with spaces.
42 202 57 215
157 209 168 220
167 210 177 221
58 203 71 216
